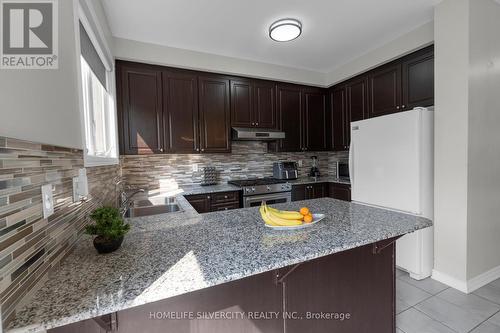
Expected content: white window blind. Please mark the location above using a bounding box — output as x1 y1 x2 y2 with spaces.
79 22 117 166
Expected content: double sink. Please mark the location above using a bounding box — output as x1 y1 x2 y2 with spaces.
124 196 182 218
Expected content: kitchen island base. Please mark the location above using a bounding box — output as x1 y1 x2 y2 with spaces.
50 239 396 333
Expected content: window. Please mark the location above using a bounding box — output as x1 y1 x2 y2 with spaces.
78 20 118 166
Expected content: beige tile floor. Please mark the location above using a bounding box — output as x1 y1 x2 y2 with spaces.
396 269 500 333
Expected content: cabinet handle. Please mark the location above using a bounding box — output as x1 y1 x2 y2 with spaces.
224 195 228 199
207 196 211 199
396 106 400 110
159 148 164 152
196 148 200 152
251 122 255 126
201 148 205 152
402 105 406 109
256 122 259 126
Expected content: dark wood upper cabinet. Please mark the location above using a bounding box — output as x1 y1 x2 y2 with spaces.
402 46 434 110
162 70 199 153
368 63 402 118
253 81 277 128
117 62 164 155
230 79 253 127
303 88 328 151
330 86 347 151
230 79 276 128
198 75 231 153
277 85 303 152
345 77 368 146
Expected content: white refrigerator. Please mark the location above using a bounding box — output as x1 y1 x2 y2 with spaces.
349 107 434 280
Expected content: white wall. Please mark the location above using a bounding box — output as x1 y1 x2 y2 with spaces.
433 0 470 288
325 21 434 85
0 0 82 148
466 0 500 280
0 0 115 149
113 37 326 87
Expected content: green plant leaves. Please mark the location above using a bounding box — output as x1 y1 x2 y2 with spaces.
85 206 130 241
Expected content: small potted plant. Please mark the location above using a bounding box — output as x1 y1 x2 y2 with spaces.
85 206 130 254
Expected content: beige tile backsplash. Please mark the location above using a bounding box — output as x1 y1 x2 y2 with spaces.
0 136 120 327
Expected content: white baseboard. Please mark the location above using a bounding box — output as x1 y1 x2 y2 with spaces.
432 264 500 293
467 264 500 293
431 269 468 293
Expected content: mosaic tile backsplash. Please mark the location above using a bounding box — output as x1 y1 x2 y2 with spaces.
121 141 347 190
0 137 120 328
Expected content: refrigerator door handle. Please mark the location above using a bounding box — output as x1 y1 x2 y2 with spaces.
348 140 353 187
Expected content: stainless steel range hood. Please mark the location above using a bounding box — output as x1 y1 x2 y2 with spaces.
232 127 285 141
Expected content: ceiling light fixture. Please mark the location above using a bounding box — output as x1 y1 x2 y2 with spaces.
269 18 302 42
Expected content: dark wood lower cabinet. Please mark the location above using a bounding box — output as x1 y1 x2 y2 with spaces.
291 183 329 201
329 183 352 202
184 191 241 213
184 194 212 213
50 241 396 333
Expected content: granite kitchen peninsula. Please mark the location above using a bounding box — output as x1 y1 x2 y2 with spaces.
6 196 431 333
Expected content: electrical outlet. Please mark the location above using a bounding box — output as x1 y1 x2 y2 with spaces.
298 160 303 167
41 184 54 219
192 164 199 172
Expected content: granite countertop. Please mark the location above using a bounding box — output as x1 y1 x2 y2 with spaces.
288 176 351 185
7 195 430 333
176 176 350 197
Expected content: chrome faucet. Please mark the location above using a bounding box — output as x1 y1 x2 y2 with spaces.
119 188 145 216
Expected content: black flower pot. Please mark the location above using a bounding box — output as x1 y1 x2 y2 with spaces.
93 236 124 254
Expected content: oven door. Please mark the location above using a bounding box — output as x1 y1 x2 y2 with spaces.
243 192 292 208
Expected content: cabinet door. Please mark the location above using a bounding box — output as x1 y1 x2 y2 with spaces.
402 47 434 110
303 88 328 151
184 194 211 213
199 76 231 153
277 85 302 152
331 87 347 151
230 79 254 127
329 183 351 201
310 183 327 199
254 81 277 128
117 62 163 155
291 184 307 202
368 63 402 117
345 77 368 146
163 70 199 153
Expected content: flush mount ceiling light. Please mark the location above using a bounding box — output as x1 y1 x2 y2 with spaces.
269 18 302 42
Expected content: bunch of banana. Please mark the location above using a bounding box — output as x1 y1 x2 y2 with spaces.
259 203 303 227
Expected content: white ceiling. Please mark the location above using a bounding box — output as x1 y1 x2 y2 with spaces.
101 0 439 73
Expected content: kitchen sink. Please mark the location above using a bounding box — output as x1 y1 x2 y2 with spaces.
124 197 182 218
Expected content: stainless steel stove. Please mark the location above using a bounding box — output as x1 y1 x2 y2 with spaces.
228 177 292 208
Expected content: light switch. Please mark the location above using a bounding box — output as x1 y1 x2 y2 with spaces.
41 184 54 219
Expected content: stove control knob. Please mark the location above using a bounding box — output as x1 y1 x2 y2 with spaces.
266 186 271 191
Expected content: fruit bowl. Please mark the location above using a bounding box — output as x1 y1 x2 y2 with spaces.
264 213 325 230
259 203 324 230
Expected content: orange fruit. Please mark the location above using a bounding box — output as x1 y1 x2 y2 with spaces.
303 214 313 223
299 207 310 216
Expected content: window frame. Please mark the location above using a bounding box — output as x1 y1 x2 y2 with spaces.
76 2 119 167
